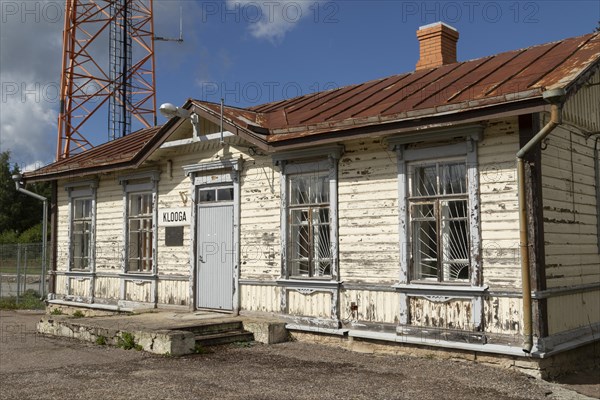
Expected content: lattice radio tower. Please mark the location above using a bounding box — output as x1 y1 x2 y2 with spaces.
57 0 156 160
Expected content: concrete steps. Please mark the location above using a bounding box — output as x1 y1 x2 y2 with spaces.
174 320 254 347
37 311 288 356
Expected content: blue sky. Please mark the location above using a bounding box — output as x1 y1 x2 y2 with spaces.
1 0 599 169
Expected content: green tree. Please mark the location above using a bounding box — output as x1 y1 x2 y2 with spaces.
0 151 21 234
0 151 51 241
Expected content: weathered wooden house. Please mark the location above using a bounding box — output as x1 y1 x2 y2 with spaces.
25 24 599 370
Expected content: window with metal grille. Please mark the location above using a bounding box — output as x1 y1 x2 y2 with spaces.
127 192 153 272
71 198 92 270
409 160 470 282
288 172 331 278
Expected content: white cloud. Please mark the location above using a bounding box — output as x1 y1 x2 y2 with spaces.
0 70 58 168
0 0 63 167
0 0 206 168
228 0 320 44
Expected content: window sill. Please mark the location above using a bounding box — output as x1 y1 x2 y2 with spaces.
120 272 157 280
393 283 488 297
276 278 342 290
65 270 93 275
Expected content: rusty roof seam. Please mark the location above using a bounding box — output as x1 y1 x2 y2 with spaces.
408 61 477 109
351 70 436 117
344 73 413 118
481 47 546 96
322 74 410 122
381 63 462 114
444 54 515 103
527 34 597 90
297 79 383 124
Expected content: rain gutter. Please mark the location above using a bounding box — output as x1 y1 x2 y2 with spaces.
516 88 566 353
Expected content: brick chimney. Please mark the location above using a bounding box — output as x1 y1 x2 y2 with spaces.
416 22 459 71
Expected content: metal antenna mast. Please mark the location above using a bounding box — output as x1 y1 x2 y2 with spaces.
57 0 156 160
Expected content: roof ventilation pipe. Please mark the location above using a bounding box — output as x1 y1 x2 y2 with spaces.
516 88 566 353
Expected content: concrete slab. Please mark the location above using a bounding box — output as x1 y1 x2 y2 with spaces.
36 310 290 356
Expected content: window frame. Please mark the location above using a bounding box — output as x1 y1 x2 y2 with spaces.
126 191 154 273
119 171 159 275
407 158 471 283
390 128 482 289
287 169 332 278
274 145 343 283
65 180 97 273
70 197 93 271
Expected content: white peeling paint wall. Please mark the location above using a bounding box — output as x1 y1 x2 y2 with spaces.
541 68 600 336
478 118 522 289
542 125 600 287
338 138 400 284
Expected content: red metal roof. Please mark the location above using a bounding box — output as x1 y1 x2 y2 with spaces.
192 32 599 143
26 32 600 180
24 126 164 180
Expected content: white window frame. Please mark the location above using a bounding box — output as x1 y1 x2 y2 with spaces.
286 164 332 279
274 146 343 283
65 180 98 272
126 192 154 273
408 158 471 283
389 126 485 328
119 171 159 275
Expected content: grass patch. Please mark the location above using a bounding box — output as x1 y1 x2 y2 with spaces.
95 335 107 346
117 331 142 351
72 310 85 318
49 308 64 315
0 290 44 310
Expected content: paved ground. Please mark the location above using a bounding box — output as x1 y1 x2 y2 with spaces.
0 310 598 400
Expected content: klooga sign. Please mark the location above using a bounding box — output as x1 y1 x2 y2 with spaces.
159 208 189 227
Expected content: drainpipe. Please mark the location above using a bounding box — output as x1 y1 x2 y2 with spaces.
516 88 566 353
12 173 48 300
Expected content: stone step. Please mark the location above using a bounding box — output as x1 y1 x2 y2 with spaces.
174 320 244 336
194 330 254 347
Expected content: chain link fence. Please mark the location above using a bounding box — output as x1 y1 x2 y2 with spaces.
0 243 48 302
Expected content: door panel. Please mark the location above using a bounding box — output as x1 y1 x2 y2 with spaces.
196 204 234 310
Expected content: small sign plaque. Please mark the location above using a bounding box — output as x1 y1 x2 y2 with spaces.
159 207 189 227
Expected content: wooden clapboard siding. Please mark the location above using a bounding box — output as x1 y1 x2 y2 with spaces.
340 289 399 324
94 276 119 299
239 156 281 280
542 121 600 289
483 296 522 335
338 138 399 284
55 186 69 272
240 284 280 313
478 118 521 289
153 154 193 276
409 298 473 330
157 279 189 306
68 277 90 297
287 291 332 318
547 291 600 335
94 174 125 272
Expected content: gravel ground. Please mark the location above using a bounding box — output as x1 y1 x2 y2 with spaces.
0 310 596 400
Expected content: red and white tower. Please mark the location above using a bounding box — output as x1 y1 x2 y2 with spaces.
56 0 156 160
